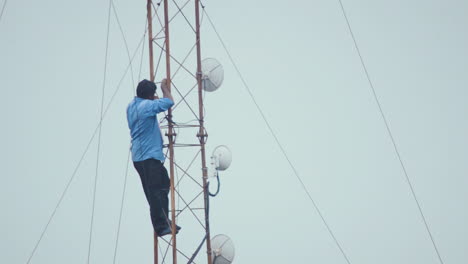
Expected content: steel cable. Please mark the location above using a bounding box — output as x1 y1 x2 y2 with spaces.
87 0 113 262
111 3 150 262
201 4 352 264
25 27 147 264
336 1 444 263
112 148 131 264
111 1 135 86
0 0 7 24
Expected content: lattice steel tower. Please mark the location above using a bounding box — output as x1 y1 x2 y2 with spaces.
145 0 225 263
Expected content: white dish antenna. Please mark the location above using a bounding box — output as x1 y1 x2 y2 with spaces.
211 234 235 264
211 145 232 172
201 58 224 92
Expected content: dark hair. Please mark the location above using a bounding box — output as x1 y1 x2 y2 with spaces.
136 79 157 99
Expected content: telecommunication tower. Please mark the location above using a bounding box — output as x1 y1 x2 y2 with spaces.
145 1 235 263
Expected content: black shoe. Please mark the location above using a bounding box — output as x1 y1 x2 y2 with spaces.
157 226 180 237
175 224 182 231
169 220 182 231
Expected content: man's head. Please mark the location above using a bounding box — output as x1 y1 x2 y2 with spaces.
136 79 157 99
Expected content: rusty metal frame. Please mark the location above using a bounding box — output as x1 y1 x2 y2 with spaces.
146 1 213 263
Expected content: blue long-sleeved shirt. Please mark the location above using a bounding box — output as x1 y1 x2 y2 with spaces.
126 97 174 162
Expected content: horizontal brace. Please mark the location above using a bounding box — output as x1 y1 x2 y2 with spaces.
170 208 205 212
160 124 201 129
164 144 202 148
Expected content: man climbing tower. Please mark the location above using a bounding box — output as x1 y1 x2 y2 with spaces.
126 78 180 237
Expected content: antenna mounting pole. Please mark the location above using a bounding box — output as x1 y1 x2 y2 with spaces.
146 1 159 264
162 0 178 263
194 1 213 264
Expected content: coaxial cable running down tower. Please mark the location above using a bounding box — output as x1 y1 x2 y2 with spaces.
145 0 234 263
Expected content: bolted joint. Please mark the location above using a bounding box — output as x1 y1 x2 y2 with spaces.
197 131 208 143
165 132 177 137
196 132 208 138
202 167 209 179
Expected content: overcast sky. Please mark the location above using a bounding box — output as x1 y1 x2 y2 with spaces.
1 0 468 263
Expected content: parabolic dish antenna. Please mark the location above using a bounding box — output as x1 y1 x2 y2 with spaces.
201 58 224 92
211 234 235 264
211 145 232 171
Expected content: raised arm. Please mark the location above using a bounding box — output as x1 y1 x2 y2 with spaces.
160 78 174 102
148 78 174 114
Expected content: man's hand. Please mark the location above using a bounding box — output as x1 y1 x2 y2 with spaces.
161 78 168 91
160 78 174 102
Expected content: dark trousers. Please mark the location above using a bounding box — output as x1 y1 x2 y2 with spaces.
133 158 170 232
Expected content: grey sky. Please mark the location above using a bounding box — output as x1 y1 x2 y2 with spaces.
1 0 467 263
